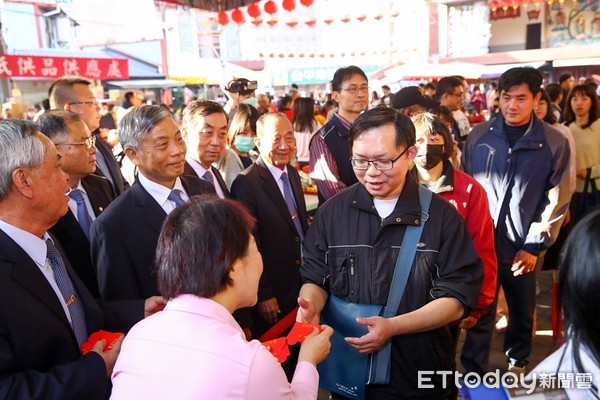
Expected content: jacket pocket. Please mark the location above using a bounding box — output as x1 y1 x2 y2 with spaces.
325 251 358 298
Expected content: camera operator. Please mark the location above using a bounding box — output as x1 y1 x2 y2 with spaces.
224 78 258 114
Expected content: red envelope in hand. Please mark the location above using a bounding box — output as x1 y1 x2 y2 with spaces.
286 322 324 345
262 337 290 363
81 330 123 354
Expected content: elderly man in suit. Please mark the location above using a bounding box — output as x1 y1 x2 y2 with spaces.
181 100 230 198
90 105 214 302
37 110 115 298
0 119 163 399
49 77 129 196
231 112 308 340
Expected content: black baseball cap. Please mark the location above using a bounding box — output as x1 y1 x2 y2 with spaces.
392 86 440 109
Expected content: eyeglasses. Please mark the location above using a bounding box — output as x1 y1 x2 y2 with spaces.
351 147 410 171
55 136 96 150
66 100 99 107
340 86 369 95
452 91 464 98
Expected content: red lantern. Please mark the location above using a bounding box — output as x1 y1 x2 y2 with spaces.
356 14 366 22
267 18 278 26
286 19 298 27
247 3 261 18
231 8 245 24
489 0 500 11
340 16 351 23
264 0 277 15
252 17 263 26
282 0 296 12
218 11 229 25
288 53 295 58
305 18 316 27
308 53 315 58
299 0 314 6
323 16 334 24
374 13 383 20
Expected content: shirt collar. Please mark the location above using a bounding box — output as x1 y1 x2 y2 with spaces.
333 113 352 131
261 156 286 182
138 172 187 205
0 220 48 268
185 156 209 177
165 295 244 335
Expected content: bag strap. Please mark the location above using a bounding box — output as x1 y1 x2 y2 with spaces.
584 168 593 193
383 185 432 318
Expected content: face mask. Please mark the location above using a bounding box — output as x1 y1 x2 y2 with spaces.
242 97 259 109
234 136 256 153
414 144 445 170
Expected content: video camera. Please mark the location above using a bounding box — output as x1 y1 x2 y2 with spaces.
225 78 258 94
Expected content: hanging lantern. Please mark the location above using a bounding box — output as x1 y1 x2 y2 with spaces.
323 16 334 24
264 0 277 15
259 52 264 58
267 18 278 26
356 14 366 22
282 0 296 12
305 17 316 26
374 13 384 20
252 17 263 26
390 10 400 18
340 16 351 23
268 53 275 58
231 8 245 24
288 53 295 58
299 0 314 6
247 3 261 18
308 53 315 58
286 19 299 27
218 11 229 25
490 0 500 12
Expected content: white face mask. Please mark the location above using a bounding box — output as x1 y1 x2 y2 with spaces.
243 97 259 109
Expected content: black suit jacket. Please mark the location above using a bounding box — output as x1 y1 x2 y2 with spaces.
183 161 230 198
231 159 308 333
92 131 129 196
49 175 115 298
90 175 214 301
0 229 109 399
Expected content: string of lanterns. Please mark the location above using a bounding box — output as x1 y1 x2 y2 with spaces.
257 48 399 59
216 0 392 27
488 0 591 13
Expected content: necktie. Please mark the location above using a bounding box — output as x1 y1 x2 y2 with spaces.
168 189 185 208
281 172 304 241
68 189 93 240
46 239 88 346
203 170 215 187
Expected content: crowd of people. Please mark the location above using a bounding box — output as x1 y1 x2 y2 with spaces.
0 64 598 400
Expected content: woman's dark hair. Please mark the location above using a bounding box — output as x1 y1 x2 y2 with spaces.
292 97 317 133
563 84 600 129
349 107 415 150
227 103 259 146
410 113 454 160
155 195 256 300
430 105 455 128
278 95 292 111
537 89 557 125
558 209 600 372
371 91 380 100
545 83 562 102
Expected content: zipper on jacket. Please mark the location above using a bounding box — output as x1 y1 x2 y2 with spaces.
485 148 495 180
349 254 356 295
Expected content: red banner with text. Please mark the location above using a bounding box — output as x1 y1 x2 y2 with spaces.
0 54 129 80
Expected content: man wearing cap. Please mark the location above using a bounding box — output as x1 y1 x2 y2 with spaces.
391 86 440 116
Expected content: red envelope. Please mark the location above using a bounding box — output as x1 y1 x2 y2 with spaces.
262 337 290 363
286 322 324 345
81 330 123 354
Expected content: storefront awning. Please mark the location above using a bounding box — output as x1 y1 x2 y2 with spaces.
105 79 185 89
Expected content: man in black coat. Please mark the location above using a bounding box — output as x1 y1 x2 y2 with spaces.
231 113 308 338
38 110 116 298
90 105 214 302
0 119 164 400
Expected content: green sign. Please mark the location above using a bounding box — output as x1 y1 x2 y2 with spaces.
287 65 382 85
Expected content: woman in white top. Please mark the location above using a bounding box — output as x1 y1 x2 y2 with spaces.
563 84 600 224
292 97 321 169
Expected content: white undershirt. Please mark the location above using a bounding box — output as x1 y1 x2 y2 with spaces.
373 197 398 219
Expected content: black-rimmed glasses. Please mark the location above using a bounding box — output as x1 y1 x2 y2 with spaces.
350 146 410 171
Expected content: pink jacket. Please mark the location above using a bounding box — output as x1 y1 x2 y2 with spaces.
111 295 318 399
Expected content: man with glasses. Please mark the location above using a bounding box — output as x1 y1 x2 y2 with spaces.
181 100 230 198
309 65 369 205
38 110 115 298
435 76 467 150
298 107 482 399
49 77 129 196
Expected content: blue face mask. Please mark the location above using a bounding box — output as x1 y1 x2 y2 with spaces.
243 97 259 109
234 136 256 153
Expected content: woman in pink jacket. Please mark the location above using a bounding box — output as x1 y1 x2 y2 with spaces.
111 195 332 399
